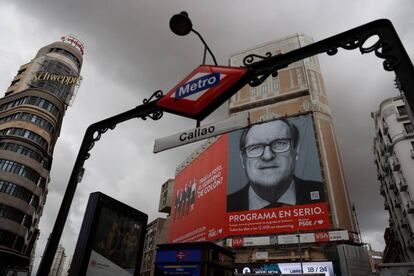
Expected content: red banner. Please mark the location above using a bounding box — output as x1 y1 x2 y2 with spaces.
168 136 228 243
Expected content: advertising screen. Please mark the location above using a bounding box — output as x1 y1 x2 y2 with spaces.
86 206 144 276
234 261 334 275
168 114 329 242
70 192 147 276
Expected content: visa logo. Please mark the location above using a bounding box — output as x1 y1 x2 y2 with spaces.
175 73 220 99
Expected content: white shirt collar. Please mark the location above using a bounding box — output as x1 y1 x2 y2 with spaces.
248 180 296 210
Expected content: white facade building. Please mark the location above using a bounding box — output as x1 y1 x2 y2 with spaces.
372 95 414 262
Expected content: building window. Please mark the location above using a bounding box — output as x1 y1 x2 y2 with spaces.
0 204 25 225
0 112 54 133
0 142 49 169
10 79 19 86
30 195 39 208
250 87 256 97
0 159 46 188
404 123 414 134
0 180 37 204
310 71 318 92
17 68 26 75
0 96 60 118
231 92 239 102
272 77 279 95
0 128 48 149
0 229 24 250
261 84 268 96
22 214 33 229
397 105 408 117
49 48 81 69
296 68 303 85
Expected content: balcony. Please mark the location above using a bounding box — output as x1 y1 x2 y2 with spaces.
392 160 401 171
401 219 408 228
383 125 389 135
389 182 397 190
400 179 408 192
377 174 383 181
394 198 401 208
384 201 390 210
407 201 414 214
380 184 386 196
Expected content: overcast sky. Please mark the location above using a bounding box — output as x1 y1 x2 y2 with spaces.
0 0 413 273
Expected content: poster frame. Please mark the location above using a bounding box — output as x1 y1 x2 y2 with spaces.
69 192 148 276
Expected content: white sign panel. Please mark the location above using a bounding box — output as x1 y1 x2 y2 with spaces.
329 230 349 241
86 250 133 276
278 234 299 245
300 233 316 243
278 261 334 275
255 251 268 260
244 236 270 246
153 112 249 153
278 233 316 245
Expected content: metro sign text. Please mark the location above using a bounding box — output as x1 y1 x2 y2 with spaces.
157 65 248 119
175 73 220 99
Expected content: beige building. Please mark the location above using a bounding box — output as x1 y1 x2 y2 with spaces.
228 34 355 232
148 34 363 275
140 218 169 276
50 244 66 276
0 36 83 272
218 34 357 268
140 179 173 276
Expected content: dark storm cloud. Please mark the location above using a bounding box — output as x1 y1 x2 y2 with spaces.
2 0 414 272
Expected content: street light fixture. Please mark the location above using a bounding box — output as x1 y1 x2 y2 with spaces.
170 11 218 66
169 11 192 36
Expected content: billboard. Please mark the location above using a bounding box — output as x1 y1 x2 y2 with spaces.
69 192 147 276
168 114 329 242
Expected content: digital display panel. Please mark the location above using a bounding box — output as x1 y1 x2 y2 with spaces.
86 206 143 276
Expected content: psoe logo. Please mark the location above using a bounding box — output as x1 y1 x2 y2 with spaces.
175 73 220 99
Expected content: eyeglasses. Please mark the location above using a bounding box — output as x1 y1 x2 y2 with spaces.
244 138 291 158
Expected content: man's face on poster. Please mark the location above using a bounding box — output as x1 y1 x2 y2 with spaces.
241 120 297 191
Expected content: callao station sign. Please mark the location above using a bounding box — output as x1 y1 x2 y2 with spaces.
155 65 248 152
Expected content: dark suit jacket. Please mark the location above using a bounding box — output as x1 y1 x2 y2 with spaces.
226 176 325 212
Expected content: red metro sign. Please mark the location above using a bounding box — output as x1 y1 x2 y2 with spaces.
157 65 248 119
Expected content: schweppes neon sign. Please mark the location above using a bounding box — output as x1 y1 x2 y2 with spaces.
33 72 81 86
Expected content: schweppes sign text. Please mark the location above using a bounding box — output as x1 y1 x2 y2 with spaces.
33 72 81 86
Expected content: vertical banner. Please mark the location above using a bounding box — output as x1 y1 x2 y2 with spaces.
168 114 330 242
168 136 228 242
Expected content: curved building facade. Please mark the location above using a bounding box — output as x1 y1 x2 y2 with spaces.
0 37 83 271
